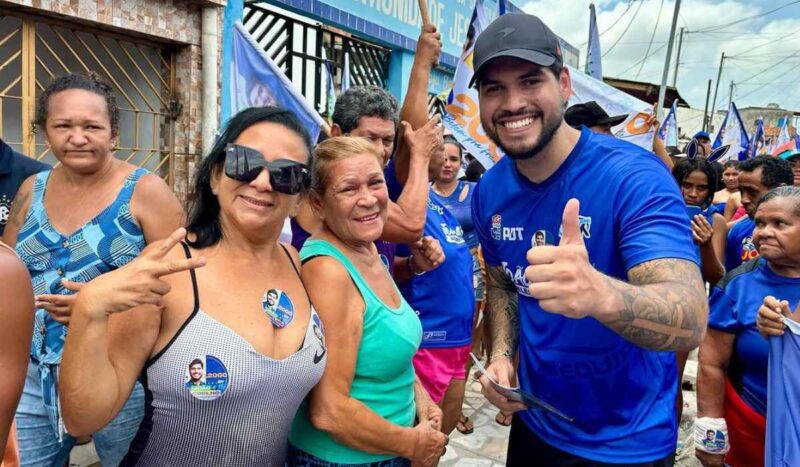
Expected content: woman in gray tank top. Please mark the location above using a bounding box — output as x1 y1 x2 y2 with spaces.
58 107 325 466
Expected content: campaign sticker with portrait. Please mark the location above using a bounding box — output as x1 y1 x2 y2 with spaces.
185 355 230 401
531 230 556 248
262 288 295 328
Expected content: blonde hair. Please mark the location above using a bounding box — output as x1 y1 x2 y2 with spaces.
311 137 383 195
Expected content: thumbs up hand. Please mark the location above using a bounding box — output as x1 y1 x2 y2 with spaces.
524 199 611 319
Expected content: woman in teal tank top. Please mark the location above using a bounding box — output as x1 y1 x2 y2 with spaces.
288 137 448 466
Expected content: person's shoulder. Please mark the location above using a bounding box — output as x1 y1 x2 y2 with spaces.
717 257 762 291
0 246 31 294
479 156 513 184
11 153 49 176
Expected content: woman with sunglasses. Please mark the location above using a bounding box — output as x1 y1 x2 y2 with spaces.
58 107 325 465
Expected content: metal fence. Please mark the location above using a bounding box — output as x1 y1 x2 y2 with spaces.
243 3 392 118
0 10 177 184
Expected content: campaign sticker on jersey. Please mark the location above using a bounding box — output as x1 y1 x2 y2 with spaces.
262 288 294 328
531 230 556 248
440 223 465 244
185 355 230 401
740 236 758 263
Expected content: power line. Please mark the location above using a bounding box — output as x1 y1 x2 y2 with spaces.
619 43 667 76
736 62 800 102
694 0 800 33
635 0 665 79
578 0 637 47
603 0 645 57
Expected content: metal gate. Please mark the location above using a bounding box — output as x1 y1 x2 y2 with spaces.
244 3 392 118
0 11 177 184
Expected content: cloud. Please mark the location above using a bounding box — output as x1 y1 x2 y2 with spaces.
520 0 800 112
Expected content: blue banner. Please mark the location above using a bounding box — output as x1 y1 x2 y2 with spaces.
658 102 678 147
221 0 244 127
223 22 325 142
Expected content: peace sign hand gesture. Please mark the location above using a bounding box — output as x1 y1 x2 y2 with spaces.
74 228 206 319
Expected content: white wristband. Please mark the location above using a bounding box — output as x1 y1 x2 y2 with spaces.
694 417 730 454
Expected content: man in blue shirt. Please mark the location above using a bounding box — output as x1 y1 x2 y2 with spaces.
469 13 707 464
725 156 793 271
0 139 48 236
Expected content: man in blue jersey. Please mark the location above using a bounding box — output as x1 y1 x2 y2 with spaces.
469 14 707 464
725 156 793 271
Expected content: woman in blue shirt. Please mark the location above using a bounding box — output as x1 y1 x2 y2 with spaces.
672 158 727 285
696 186 800 467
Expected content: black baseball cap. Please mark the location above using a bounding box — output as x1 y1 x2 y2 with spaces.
470 13 564 87
564 101 627 128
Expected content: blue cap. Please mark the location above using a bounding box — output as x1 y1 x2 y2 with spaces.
779 150 800 161
693 131 711 141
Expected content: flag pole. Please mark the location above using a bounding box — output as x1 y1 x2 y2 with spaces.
418 0 431 26
656 0 681 120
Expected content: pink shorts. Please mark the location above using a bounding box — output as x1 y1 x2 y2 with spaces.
413 344 471 404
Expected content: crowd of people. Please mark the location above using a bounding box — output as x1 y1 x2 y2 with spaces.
1 11 799 467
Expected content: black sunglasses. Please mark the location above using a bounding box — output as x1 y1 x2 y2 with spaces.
224 144 310 195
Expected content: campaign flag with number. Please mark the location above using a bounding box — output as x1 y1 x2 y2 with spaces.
658 102 678 147
223 22 325 141
712 102 750 161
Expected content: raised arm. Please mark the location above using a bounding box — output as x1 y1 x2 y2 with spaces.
381 118 443 243
393 24 441 184
0 250 34 450
302 256 446 465
60 230 204 435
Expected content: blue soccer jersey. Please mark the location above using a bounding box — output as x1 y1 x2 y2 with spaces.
472 128 698 462
385 161 474 348
767 319 800 466
725 217 757 271
708 258 800 417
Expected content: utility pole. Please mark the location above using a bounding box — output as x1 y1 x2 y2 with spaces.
657 0 682 119
703 79 712 132
672 27 685 87
727 80 735 110
709 52 726 133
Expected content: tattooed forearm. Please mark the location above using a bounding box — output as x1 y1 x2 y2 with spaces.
599 259 707 351
485 265 519 361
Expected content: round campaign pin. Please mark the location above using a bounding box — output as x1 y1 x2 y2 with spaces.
185 355 230 401
262 288 295 328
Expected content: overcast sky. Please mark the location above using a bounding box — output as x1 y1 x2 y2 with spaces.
520 0 800 114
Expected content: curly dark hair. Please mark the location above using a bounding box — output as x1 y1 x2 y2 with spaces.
332 86 399 133
738 156 793 189
34 72 119 136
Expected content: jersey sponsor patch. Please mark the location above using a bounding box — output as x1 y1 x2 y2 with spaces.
531 229 556 248
185 355 230 401
422 331 447 342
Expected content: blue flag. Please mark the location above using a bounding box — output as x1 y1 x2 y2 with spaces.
712 102 750 161
658 102 678 147
341 53 351 93
220 0 244 127
750 117 764 158
223 22 325 141
585 3 603 79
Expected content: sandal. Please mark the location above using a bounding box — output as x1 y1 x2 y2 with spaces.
495 411 513 427
456 415 474 434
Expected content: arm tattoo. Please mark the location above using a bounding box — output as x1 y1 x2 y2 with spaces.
4 189 30 242
601 258 707 351
485 265 519 361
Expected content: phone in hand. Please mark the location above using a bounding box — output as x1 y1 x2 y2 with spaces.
686 205 703 220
